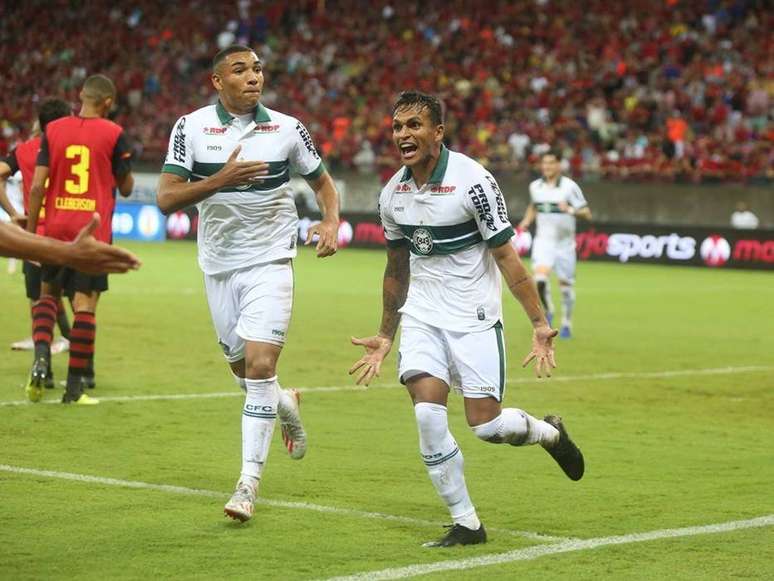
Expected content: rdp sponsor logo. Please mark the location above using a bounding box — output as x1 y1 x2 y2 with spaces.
607 233 696 263
700 235 731 267
733 239 774 265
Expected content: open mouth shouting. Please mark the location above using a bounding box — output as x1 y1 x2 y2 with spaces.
399 141 419 161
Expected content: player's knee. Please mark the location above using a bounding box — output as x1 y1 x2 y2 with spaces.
414 402 448 443
245 355 276 380
472 415 505 443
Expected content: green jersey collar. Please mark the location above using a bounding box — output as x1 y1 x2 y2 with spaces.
400 144 449 185
216 101 272 125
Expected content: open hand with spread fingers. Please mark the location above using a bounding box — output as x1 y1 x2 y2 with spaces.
521 325 558 378
349 335 393 386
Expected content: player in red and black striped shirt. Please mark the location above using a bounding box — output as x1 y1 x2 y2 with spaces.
27 75 134 405
0 99 74 363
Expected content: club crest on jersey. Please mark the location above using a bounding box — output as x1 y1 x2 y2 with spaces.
412 228 433 254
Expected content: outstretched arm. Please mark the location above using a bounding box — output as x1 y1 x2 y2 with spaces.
490 240 557 377
1 214 140 273
349 244 410 385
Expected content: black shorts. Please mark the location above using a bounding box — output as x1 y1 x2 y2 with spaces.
41 265 108 298
23 261 42 300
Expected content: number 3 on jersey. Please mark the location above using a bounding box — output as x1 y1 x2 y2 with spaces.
65 145 90 194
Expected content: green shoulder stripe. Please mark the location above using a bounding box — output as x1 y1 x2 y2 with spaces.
161 164 191 179
486 227 515 248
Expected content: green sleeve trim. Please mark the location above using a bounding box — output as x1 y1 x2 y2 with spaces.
161 164 192 179
386 237 408 248
486 226 515 248
301 161 326 181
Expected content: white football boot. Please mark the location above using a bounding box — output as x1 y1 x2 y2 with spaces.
224 480 256 522
278 388 307 460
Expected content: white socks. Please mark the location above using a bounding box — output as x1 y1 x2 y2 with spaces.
560 284 575 327
240 376 279 487
234 370 294 422
473 408 559 447
414 402 480 530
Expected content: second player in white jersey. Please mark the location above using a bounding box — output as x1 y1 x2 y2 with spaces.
519 150 592 338
157 45 341 524
162 101 324 275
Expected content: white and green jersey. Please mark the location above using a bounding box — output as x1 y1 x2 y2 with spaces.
528 176 587 244
380 146 515 333
162 101 325 275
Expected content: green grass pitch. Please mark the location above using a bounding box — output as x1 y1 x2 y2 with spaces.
0 242 772 580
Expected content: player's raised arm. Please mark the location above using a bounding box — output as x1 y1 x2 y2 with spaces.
350 243 410 385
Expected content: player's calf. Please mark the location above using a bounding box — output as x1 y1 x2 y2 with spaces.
472 408 560 447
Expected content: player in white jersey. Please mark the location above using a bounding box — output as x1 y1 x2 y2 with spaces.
350 92 584 548
157 45 341 522
519 150 592 338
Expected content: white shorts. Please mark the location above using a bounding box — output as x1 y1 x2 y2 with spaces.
204 260 293 363
531 237 576 283
398 315 506 401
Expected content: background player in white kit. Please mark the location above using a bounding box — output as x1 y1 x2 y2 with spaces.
519 150 592 338
350 92 584 548
157 45 341 522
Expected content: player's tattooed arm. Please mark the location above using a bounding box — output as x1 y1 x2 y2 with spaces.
349 244 409 386
379 244 410 339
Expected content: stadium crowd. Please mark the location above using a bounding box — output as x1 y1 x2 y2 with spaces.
1 0 771 183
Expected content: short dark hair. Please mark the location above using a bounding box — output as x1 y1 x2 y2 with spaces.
213 44 258 71
392 91 444 126
82 74 116 102
38 98 71 129
541 148 562 161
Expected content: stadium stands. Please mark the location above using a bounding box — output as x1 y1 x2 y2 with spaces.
1 0 771 183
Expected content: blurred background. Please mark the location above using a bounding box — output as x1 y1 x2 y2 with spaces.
0 0 771 262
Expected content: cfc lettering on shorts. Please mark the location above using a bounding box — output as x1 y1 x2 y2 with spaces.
173 117 187 163
55 197 96 211
295 122 319 159
485 175 509 224
468 183 495 231
271 329 286 338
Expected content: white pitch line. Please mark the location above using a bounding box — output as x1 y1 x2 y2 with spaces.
324 514 774 581
1 365 770 408
0 464 562 543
